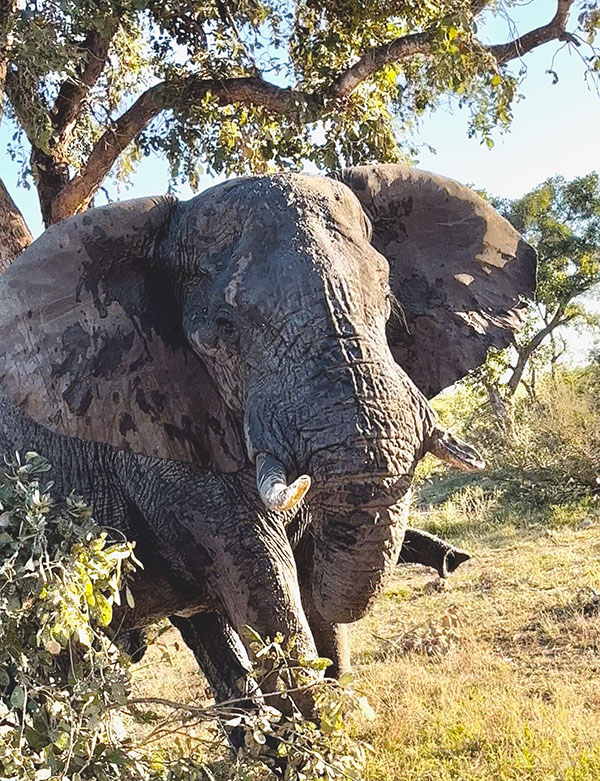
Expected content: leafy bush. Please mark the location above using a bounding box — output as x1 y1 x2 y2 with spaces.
0 451 142 780
0 452 370 780
508 368 600 488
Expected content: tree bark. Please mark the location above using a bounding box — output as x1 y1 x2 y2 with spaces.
0 177 33 272
31 147 72 227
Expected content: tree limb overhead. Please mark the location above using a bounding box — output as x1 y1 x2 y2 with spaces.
487 0 575 64
51 76 307 221
331 0 576 97
15 0 581 224
52 29 114 142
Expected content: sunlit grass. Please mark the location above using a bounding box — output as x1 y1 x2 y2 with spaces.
349 483 600 780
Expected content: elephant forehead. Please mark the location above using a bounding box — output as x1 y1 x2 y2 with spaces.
167 173 370 266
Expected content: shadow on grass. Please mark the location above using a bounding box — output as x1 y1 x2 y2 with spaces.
417 468 591 510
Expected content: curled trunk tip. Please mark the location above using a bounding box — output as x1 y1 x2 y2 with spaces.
429 427 485 471
256 453 311 512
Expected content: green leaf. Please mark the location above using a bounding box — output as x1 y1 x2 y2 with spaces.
52 730 70 750
308 656 333 671
10 685 25 709
94 592 113 626
125 585 135 609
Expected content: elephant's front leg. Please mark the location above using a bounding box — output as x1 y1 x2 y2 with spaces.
169 612 256 704
295 532 351 679
169 612 256 748
127 458 317 706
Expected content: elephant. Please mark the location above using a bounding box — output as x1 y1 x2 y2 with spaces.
0 164 535 713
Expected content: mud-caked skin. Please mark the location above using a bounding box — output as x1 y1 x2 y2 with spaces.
0 166 535 711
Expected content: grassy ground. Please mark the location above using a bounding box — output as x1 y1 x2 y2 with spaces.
131 472 600 780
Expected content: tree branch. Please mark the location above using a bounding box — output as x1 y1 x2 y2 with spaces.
49 0 578 222
506 304 570 395
487 0 575 64
52 29 113 142
331 32 432 98
331 0 576 98
50 76 306 222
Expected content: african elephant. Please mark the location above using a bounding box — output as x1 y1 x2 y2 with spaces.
0 165 535 708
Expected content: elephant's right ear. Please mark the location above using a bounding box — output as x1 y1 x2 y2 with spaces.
0 197 245 471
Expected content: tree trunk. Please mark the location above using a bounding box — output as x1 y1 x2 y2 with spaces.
31 147 71 227
505 306 570 397
483 378 515 439
0 177 33 272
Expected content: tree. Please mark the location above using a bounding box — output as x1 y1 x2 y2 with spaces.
0 1 33 262
0 0 599 252
0 178 32 270
472 172 600 411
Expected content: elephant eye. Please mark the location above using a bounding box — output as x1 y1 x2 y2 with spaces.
215 315 239 345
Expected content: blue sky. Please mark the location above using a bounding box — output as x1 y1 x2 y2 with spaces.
1 0 599 240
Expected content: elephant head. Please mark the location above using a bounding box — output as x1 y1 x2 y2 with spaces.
0 165 535 624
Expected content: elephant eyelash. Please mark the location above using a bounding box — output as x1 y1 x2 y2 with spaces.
187 269 211 283
386 288 407 329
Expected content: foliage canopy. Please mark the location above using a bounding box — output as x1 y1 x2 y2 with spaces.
1 1 599 226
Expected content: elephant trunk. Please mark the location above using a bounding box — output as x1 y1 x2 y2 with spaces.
312 497 409 624
246 353 435 624
307 439 414 624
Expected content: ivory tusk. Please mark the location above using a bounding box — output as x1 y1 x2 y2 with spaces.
429 427 485 472
256 453 311 512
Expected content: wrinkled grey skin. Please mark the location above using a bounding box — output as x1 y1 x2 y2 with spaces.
0 168 535 715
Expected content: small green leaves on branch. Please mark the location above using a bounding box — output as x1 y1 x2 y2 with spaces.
0 451 140 780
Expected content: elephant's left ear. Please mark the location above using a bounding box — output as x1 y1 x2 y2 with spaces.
340 164 536 398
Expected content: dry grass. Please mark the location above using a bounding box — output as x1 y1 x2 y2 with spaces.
129 489 600 780
351 509 600 780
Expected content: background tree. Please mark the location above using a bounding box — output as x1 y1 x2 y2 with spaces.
0 0 599 258
467 171 600 415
